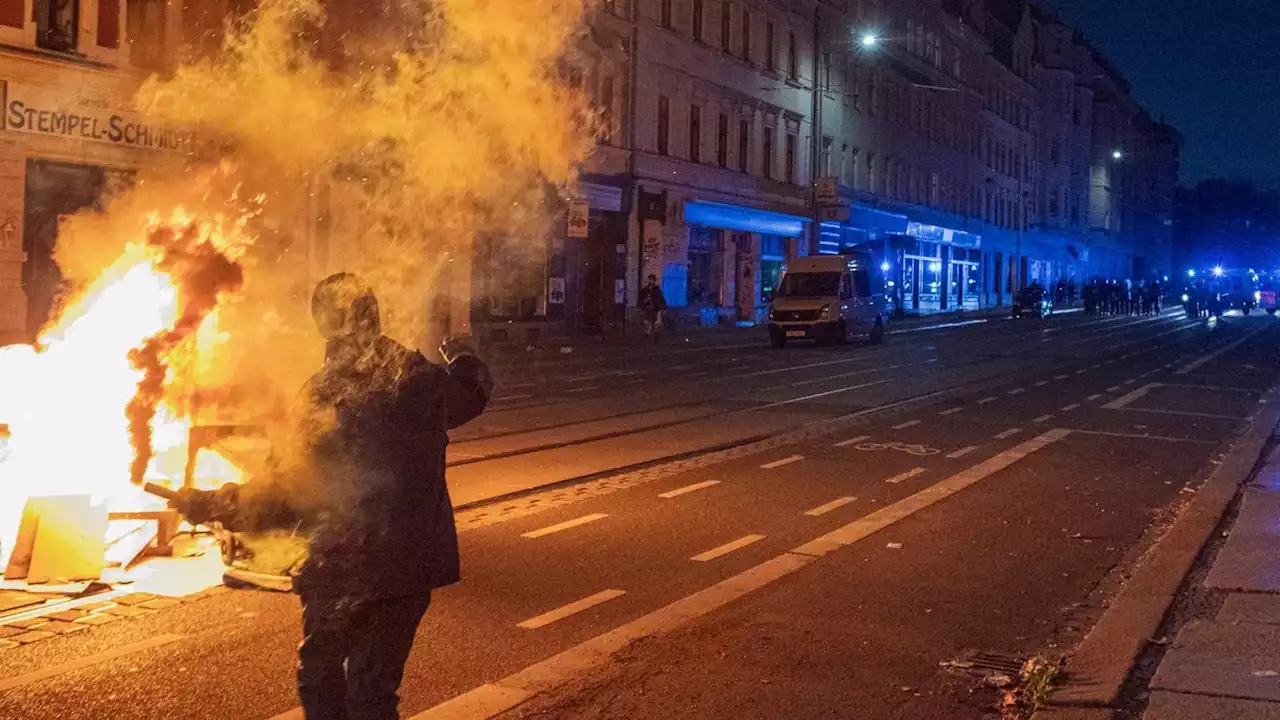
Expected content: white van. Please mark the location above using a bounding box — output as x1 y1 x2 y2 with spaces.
766 252 891 347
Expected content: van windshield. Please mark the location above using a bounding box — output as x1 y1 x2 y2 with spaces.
776 272 841 298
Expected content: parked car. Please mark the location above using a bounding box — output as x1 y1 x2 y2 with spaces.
1258 281 1278 315
1011 284 1053 319
767 252 890 347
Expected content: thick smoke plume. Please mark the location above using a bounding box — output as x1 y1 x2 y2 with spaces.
52 0 597 439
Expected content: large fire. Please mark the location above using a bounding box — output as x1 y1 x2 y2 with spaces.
0 210 249 569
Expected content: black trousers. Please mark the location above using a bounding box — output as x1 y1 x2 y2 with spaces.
297 592 432 720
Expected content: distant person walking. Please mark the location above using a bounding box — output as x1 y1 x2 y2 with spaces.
639 274 668 342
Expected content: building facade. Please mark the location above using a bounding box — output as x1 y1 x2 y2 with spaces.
522 0 1183 339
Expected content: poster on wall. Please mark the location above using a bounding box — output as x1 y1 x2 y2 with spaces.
549 277 566 304
567 201 589 239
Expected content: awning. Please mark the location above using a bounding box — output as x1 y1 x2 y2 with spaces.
848 205 909 234
684 200 810 237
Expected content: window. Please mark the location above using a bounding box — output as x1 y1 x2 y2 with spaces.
36 0 80 52
721 0 731 50
785 132 797 184
821 136 833 177
765 21 775 72
906 19 915 53
762 126 774 179
689 105 702 163
822 52 832 91
127 0 168 70
867 153 877 193
599 76 615 145
741 9 750 59
657 95 670 156
739 118 750 172
929 173 940 206
1049 138 1060 164
717 113 729 168
660 0 672 28
787 32 798 80
692 0 704 41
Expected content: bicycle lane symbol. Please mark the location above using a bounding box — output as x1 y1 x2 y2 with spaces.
854 441 941 457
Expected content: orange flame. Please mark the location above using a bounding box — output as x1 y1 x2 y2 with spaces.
0 210 248 568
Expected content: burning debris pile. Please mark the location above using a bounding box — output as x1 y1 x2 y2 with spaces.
0 0 596 589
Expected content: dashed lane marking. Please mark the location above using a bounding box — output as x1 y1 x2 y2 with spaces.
1033 381 1049 387
494 393 534 402
885 467 927 484
1122 379 1137 385
521 513 609 539
1008 388 1026 396
516 590 627 630
833 435 871 448
691 535 767 562
413 432 1071 720
946 446 979 459
1060 403 1081 412
1033 415 1054 424
939 407 965 416
977 397 998 405
1067 429 1217 444
892 420 922 430
1103 384 1157 410
994 428 1023 440
1086 394 1104 401
1076 369 1088 375
805 497 857 516
1055 375 1069 380
658 480 722 499
1106 386 1122 392
1177 326 1269 375
566 386 599 394
761 455 805 469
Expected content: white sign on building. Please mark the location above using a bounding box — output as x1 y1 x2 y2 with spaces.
2 82 191 152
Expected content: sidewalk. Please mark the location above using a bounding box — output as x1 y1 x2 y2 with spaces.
1144 445 1280 719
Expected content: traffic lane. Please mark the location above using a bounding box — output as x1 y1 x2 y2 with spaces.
498 430 1218 720
0 589 300 720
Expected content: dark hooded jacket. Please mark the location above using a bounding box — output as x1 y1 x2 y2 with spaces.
285 274 491 601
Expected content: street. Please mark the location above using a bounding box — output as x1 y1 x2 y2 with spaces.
1 308 1276 720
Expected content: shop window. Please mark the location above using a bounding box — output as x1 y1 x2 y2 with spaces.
717 113 729 168
687 227 724 306
128 0 168 70
762 126 773 179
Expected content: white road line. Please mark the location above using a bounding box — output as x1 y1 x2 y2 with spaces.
1033 414 1054 423
566 386 599 394
994 428 1023 440
805 497 857 516
0 634 186 692
1068 429 1217 444
1086 394 1104 401
939 407 964 416
1055 374 1069 380
521 513 609 539
833 435 871 448
1033 381 1049 387
1060 403 1081 412
1106 385 1122 392
977 397 998 405
691 534 767 562
1110 407 1243 420
1007 388 1026 396
885 467 927 484
762 455 805 469
517 590 627 630
415 432 1070 720
658 480 721 499
1103 383 1157 410
1177 326 1268 375
495 393 534 402
946 445 979 459
892 420 922 430
1075 369 1088 375
1122 379 1137 385
1091 364 1102 369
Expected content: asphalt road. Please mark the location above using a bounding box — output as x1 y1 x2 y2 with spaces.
1 307 1276 720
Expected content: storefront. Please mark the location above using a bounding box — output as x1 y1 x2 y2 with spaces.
679 200 807 327
0 74 187 345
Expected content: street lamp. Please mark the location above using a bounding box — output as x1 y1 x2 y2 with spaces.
1213 265 1225 278
1187 268 1196 278
880 261 891 273
860 33 879 48
1111 150 1124 161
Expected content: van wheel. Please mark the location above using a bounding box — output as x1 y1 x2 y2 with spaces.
869 319 885 344
1267 309 1276 315
836 321 850 344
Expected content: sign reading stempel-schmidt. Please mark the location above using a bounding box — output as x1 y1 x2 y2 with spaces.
2 81 190 151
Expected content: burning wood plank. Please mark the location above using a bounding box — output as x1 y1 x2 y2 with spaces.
2 496 107 584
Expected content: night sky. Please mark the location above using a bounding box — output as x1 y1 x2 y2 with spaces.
1045 0 1280 191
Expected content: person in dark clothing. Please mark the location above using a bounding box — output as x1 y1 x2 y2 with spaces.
170 272 492 720
639 274 668 340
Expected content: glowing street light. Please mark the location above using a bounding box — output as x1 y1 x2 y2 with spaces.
1187 269 1197 278
1111 150 1124 160
1213 265 1225 278
860 33 879 48
880 261 891 273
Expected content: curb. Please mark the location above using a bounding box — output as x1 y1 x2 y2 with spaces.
0 587 229 651
1036 382 1280 714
